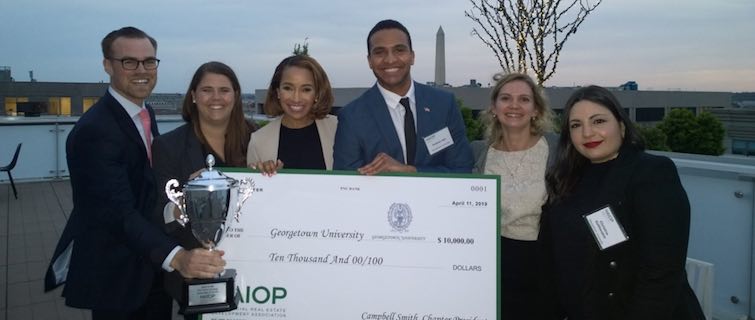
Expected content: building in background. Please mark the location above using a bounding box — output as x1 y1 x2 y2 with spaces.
0 66 107 116
1 63 750 156
0 67 256 117
712 93 755 155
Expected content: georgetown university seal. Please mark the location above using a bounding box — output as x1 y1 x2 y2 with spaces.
388 203 412 232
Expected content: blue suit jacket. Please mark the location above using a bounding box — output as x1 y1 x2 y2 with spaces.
44 91 177 311
334 82 473 172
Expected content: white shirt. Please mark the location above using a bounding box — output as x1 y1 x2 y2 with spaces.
376 81 417 164
108 87 151 150
484 137 549 241
109 87 182 272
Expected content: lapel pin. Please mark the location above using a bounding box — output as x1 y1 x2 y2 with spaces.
424 107 430 112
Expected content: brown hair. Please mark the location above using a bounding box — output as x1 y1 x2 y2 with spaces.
263 55 334 119
101 26 157 58
181 61 254 167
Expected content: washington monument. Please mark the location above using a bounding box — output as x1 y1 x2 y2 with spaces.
434 26 445 87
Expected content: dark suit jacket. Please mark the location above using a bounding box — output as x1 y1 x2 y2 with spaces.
151 123 207 302
44 91 177 311
333 82 473 172
539 147 704 320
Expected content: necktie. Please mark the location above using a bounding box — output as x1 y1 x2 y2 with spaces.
400 97 416 165
138 108 153 163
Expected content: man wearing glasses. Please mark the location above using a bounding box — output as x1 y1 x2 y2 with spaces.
45 26 226 320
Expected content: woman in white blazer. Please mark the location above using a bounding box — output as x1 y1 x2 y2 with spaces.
247 55 337 172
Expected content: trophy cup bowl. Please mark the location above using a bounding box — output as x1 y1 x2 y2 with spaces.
165 155 253 315
182 177 234 250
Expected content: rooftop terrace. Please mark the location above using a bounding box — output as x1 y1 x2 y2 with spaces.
0 182 185 320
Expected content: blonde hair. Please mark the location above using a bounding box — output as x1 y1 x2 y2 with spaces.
481 72 554 146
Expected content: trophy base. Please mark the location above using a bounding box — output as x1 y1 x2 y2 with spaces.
179 269 240 315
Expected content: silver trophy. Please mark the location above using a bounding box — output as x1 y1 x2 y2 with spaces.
165 154 254 315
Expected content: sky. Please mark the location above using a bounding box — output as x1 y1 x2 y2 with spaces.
1 0 753 93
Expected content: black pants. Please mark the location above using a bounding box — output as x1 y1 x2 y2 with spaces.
501 236 539 320
91 273 172 320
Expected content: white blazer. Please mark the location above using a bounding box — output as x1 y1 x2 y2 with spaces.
246 115 338 170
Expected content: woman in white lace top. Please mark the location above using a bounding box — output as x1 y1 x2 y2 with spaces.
470 72 557 319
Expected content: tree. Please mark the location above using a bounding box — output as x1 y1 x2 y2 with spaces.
694 112 725 155
465 0 602 85
637 124 670 151
658 109 699 154
457 98 484 141
657 109 725 155
293 38 309 56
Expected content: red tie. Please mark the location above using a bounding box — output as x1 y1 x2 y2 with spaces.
138 108 152 163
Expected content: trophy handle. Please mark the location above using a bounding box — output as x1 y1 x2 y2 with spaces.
234 178 255 223
165 179 189 227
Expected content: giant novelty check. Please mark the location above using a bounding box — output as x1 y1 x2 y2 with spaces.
204 170 500 320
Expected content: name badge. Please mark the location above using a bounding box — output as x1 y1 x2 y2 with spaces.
423 127 454 155
583 206 629 250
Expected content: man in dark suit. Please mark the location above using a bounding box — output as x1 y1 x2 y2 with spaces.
44 26 225 320
334 19 473 174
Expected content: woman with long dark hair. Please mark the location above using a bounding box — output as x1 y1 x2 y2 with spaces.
247 55 336 173
539 85 704 319
152 61 255 319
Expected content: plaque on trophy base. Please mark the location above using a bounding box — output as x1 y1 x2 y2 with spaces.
180 270 240 315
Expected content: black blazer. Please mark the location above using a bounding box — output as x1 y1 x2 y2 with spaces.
539 147 704 320
151 123 218 302
44 91 177 311
152 123 206 249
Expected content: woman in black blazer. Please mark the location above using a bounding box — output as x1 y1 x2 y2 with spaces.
152 61 255 319
539 85 704 319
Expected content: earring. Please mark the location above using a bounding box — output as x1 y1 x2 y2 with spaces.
192 99 196 104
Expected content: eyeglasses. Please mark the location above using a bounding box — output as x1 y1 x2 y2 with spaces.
108 57 160 70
